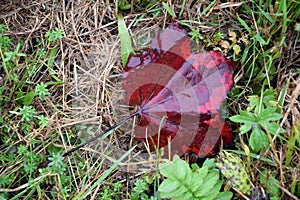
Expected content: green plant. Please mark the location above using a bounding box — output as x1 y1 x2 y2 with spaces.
35 82 50 100
45 28 64 43
48 153 67 175
0 34 12 50
37 115 49 128
118 13 135 66
260 170 281 199
162 2 176 18
0 174 14 188
130 178 151 200
17 145 40 175
3 43 26 64
230 89 284 152
158 155 232 200
100 180 122 199
118 0 133 10
19 105 37 122
189 28 204 43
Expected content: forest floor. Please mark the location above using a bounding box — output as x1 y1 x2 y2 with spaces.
0 1 299 199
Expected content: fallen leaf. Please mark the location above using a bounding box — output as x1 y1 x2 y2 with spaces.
228 30 237 43
123 22 235 157
220 40 231 49
233 44 241 55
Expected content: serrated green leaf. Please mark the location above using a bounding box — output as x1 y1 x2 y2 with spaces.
158 178 180 193
263 89 277 104
189 166 208 192
174 154 190 180
159 155 228 199
204 181 223 199
261 122 285 135
258 107 282 122
202 158 216 169
230 110 256 123
250 126 269 152
159 155 191 181
160 181 187 199
194 172 219 197
190 179 203 193
248 95 259 111
117 13 135 66
240 123 253 134
159 162 176 179
190 165 208 192
181 191 193 200
191 163 200 170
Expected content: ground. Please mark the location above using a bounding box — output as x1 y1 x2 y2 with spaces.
0 0 299 199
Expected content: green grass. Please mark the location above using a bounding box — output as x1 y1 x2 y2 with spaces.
1 0 300 199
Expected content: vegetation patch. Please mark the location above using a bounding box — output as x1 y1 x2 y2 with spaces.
0 0 299 199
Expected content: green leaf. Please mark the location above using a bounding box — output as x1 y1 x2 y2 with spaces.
47 46 64 84
117 13 135 66
285 121 300 165
189 166 207 192
162 2 176 18
241 44 252 64
248 95 260 112
202 158 216 169
174 154 190 180
159 162 176 179
253 33 269 45
240 123 253 134
194 172 219 197
159 154 190 181
16 53 26 57
258 107 282 122
216 152 251 195
204 181 223 199
262 89 277 107
22 92 35 105
260 170 281 198
216 191 233 200
250 126 269 152
16 91 35 105
229 110 256 123
158 179 180 193
159 179 186 199
237 13 251 34
261 122 284 135
278 86 287 108
159 155 231 199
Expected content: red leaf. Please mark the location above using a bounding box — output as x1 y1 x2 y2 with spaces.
123 23 234 158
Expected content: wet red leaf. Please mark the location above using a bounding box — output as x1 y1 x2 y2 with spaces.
123 23 234 158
